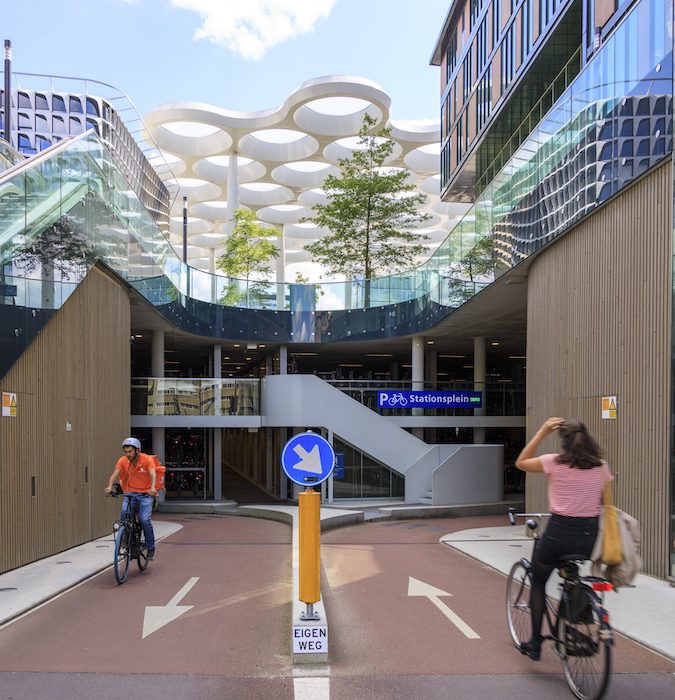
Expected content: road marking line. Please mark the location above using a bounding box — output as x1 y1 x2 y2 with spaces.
142 576 200 639
407 576 480 639
293 676 330 700
167 576 199 606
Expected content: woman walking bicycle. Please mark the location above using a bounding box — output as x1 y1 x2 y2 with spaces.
514 417 612 661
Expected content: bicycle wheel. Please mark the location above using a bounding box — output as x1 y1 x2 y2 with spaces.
113 525 131 584
137 527 149 571
558 590 612 700
506 561 531 648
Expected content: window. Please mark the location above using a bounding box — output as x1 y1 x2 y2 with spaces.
446 31 458 84
476 68 493 132
35 114 49 132
477 15 489 73
69 116 83 135
492 0 501 45
86 98 100 117
35 93 49 110
86 118 100 136
69 96 83 113
501 23 517 92
18 112 32 130
52 115 67 134
470 0 484 27
457 118 464 161
18 92 31 108
521 0 533 64
36 135 51 151
52 95 66 112
463 53 473 101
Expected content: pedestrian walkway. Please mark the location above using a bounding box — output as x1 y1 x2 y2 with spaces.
0 521 182 627
440 524 675 660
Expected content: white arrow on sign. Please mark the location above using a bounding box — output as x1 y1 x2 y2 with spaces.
142 576 199 639
407 576 480 639
293 444 323 474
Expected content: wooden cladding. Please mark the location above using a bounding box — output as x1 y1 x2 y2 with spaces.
525 162 673 578
0 265 130 574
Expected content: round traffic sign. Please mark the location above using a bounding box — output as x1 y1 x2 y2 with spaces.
281 432 336 486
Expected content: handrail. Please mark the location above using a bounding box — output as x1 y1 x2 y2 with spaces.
0 132 89 184
3 70 179 209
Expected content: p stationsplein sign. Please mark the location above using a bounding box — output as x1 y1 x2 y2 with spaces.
377 390 483 410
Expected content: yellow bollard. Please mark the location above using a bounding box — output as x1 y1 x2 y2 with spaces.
298 487 321 608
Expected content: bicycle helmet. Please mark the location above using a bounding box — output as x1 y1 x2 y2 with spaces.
122 437 141 450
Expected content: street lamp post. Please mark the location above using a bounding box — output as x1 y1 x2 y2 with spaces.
3 40 11 145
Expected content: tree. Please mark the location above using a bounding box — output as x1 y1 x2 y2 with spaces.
446 234 497 304
216 209 280 307
13 214 100 276
303 114 431 306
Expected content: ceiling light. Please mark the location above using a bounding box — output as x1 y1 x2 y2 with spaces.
233 344 240 348
339 363 363 367
366 353 394 357
426 340 434 345
439 354 465 359
509 355 527 359
245 357 252 361
491 342 500 346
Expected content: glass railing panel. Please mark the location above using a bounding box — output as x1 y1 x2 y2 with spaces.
131 378 261 416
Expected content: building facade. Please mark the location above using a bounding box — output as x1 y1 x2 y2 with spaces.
433 0 674 579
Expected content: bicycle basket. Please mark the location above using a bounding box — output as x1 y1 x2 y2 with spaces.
568 583 594 625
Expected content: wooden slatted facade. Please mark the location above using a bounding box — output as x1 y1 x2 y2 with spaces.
0 265 130 574
525 161 673 578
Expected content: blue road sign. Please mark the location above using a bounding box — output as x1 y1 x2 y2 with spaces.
281 432 336 486
377 390 482 409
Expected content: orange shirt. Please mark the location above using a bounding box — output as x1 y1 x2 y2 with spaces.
116 453 156 493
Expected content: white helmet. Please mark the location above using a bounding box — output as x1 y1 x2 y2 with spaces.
122 437 141 450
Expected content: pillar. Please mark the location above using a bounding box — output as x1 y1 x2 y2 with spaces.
474 336 486 444
279 345 288 375
151 330 166 500
209 248 217 302
276 230 286 310
226 153 240 234
412 335 425 439
213 343 223 500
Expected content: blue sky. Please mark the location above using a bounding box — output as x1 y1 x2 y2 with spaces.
5 0 448 122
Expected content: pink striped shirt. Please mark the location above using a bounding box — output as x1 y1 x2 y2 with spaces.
539 453 612 517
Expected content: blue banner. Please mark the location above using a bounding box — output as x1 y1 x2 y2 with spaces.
377 390 482 409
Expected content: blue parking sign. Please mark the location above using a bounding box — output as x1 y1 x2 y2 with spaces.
281 432 336 486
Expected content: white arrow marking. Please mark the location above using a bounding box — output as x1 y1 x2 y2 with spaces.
142 576 199 639
407 576 480 639
293 444 323 474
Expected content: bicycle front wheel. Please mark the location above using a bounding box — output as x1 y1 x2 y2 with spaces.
506 560 531 648
113 525 131 584
558 591 612 700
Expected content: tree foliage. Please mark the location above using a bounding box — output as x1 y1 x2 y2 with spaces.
13 214 100 276
216 209 280 306
303 114 431 285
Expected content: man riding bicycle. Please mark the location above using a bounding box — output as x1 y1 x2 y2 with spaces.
105 437 158 560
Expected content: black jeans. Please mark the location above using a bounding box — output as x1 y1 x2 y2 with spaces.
529 514 599 645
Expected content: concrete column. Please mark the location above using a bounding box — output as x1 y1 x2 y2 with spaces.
151 330 165 491
213 343 222 500
265 428 274 491
226 153 240 234
279 345 288 375
209 248 217 302
474 336 486 444
412 335 425 439
276 230 286 310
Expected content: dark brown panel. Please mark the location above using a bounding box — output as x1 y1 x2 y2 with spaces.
525 162 672 578
0 265 130 574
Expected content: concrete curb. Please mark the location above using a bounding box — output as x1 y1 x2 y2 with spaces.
0 521 183 628
156 500 238 515
380 499 525 520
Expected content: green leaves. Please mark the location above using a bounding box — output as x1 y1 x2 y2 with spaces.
303 114 431 283
216 208 280 307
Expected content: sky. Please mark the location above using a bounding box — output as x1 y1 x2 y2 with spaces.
4 0 449 123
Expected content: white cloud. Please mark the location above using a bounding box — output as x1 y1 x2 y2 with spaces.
170 0 337 60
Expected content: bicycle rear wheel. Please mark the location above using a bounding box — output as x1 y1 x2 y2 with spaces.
113 525 131 584
558 590 612 700
137 528 149 571
506 561 531 648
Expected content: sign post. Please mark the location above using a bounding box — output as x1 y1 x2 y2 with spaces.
281 431 335 623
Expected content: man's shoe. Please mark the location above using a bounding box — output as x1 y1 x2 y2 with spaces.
147 548 156 561
519 640 541 661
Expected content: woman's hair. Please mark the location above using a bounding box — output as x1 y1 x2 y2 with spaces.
557 419 603 469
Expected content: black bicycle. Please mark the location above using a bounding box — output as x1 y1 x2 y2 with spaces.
506 509 613 700
109 485 150 584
